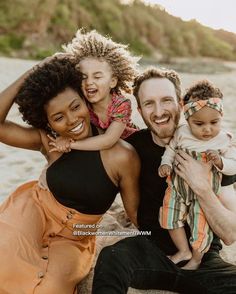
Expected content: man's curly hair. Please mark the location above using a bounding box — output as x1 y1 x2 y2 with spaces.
62 29 140 94
183 80 223 105
133 67 181 107
15 58 85 133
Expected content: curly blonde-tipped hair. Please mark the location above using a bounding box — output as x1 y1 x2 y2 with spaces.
62 29 140 94
133 67 181 107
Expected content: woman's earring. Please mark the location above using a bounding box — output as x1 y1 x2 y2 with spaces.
47 124 58 138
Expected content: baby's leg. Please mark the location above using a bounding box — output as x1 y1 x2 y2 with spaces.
160 180 192 264
181 249 204 270
183 198 213 270
168 227 192 264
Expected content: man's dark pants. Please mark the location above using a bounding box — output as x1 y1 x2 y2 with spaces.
92 236 236 294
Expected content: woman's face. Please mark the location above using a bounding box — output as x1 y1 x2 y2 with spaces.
45 87 91 140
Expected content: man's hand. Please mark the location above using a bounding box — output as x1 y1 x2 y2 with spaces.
158 164 172 177
174 150 212 196
206 149 223 170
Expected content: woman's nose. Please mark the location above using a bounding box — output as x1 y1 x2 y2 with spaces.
67 113 77 125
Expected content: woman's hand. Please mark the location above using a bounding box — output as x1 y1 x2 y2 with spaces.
174 150 212 196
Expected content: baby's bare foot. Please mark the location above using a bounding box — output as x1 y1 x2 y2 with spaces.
181 257 201 270
168 250 192 264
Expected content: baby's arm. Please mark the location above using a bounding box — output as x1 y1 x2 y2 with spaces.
207 144 236 175
158 135 178 177
70 121 126 151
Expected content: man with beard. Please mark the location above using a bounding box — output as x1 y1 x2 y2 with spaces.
92 67 236 294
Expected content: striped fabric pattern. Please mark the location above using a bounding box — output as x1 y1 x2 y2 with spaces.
159 149 221 253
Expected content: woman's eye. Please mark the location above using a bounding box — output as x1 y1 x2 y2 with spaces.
54 116 63 122
72 104 80 110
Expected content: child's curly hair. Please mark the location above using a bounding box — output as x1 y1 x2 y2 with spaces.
183 80 223 105
15 58 85 134
62 29 140 94
133 67 181 107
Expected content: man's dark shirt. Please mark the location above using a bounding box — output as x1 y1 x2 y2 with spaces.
127 129 235 255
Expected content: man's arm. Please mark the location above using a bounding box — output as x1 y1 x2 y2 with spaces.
175 150 236 245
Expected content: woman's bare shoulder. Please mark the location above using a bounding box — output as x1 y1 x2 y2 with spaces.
105 139 139 166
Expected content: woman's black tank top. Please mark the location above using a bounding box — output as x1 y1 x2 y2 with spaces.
46 126 119 214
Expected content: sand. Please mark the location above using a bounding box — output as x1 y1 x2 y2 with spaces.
0 57 236 293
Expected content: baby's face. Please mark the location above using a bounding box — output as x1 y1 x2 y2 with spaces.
187 106 222 141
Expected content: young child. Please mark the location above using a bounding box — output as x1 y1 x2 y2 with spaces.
158 80 236 270
49 30 140 153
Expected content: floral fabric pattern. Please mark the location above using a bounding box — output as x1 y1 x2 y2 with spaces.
88 94 139 139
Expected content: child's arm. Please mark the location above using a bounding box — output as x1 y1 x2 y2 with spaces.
158 133 178 177
207 145 236 175
48 135 73 153
49 121 126 152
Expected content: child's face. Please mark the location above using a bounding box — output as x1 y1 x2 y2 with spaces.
187 106 222 141
79 57 118 105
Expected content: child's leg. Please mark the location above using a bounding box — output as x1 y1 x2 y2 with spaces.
183 198 213 270
168 227 192 264
160 177 191 264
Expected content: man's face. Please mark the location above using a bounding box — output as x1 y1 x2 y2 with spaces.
138 78 181 144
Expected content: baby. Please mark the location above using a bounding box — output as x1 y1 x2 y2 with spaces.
158 80 236 270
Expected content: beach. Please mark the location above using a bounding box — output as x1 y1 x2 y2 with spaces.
0 57 235 293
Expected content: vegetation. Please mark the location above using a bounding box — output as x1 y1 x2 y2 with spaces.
0 0 236 61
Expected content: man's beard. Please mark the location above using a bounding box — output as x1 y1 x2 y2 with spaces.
145 110 180 139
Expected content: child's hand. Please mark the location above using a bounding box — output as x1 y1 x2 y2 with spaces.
48 135 73 153
206 149 223 170
158 164 172 177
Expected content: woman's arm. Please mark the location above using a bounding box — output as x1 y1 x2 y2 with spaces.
113 141 140 227
0 68 42 151
174 150 236 245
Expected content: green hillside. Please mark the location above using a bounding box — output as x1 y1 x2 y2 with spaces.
1 0 236 61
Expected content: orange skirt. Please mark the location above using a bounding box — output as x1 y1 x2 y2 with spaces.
0 181 102 294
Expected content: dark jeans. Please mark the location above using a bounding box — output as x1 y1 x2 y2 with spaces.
92 236 236 294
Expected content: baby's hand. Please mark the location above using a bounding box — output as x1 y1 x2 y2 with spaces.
158 164 172 177
206 149 223 170
48 135 73 153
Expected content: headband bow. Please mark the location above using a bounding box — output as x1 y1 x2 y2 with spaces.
183 98 223 120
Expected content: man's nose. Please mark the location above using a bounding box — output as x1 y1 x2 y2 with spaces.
153 103 165 117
